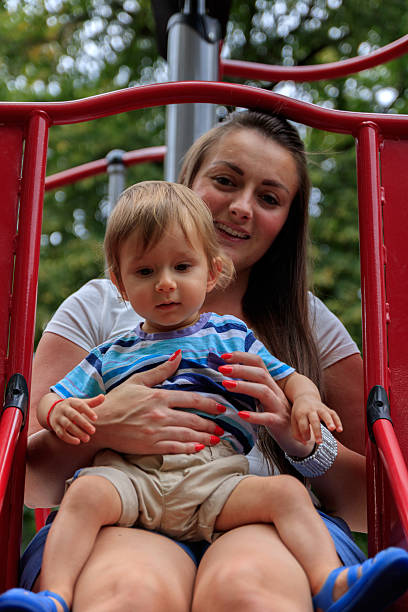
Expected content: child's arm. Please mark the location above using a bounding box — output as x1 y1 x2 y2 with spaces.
37 392 103 445
278 373 343 445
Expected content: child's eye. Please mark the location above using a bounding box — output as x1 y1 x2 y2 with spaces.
136 268 153 277
175 263 191 272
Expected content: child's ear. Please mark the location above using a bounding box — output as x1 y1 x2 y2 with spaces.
206 257 222 293
110 270 128 301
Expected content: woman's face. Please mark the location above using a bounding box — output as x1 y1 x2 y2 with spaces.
191 128 299 275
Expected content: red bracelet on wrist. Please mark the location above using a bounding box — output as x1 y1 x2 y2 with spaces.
46 398 65 430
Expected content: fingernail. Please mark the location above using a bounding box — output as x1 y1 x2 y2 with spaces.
169 349 181 361
221 353 232 360
216 403 227 413
195 443 205 452
239 412 250 420
222 380 237 390
219 365 233 374
210 435 220 445
214 425 224 435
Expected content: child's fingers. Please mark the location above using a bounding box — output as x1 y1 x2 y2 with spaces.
54 410 96 438
292 411 312 443
52 424 81 445
317 407 343 434
86 394 105 410
70 399 98 422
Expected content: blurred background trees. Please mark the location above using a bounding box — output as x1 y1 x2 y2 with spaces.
1 0 407 545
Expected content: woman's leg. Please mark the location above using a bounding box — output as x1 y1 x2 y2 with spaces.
71 527 196 612
40 475 122 610
192 523 313 612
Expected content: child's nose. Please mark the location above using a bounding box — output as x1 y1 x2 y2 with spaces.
155 273 176 292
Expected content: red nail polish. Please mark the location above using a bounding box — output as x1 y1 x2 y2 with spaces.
210 435 220 445
214 425 224 436
219 365 233 374
195 443 205 452
239 412 250 420
222 380 237 389
169 349 181 361
221 353 232 360
216 403 227 413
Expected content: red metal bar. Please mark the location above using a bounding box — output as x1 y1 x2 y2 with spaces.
0 112 50 591
35 508 51 532
1 82 408 138
45 146 166 191
221 34 408 82
373 419 408 540
0 409 23 515
355 122 389 556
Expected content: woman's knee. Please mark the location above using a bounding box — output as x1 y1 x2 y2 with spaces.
75 567 176 611
73 528 195 612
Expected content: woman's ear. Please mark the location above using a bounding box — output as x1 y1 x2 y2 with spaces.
206 257 223 293
110 269 128 301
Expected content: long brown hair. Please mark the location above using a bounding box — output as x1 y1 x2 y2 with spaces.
179 111 322 474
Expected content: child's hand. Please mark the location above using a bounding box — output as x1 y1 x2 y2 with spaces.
49 394 104 445
291 396 343 444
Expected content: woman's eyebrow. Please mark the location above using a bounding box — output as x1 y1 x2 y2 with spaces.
210 160 243 175
211 161 290 194
262 179 290 194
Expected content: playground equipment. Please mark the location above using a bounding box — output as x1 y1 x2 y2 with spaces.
1 4 408 607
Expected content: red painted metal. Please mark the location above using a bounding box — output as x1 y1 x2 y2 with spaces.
1 81 408 138
220 34 408 82
0 410 23 514
45 146 166 191
0 112 49 591
355 123 390 556
374 419 408 540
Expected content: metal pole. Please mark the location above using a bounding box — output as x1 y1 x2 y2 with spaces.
165 1 221 181
106 149 127 216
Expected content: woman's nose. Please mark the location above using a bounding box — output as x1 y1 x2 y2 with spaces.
229 194 253 221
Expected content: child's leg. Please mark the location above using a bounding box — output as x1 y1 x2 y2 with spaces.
214 475 341 596
40 474 122 611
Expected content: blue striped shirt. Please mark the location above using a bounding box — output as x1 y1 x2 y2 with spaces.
52 312 294 454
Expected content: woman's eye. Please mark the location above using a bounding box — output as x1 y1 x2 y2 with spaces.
214 175 234 187
260 193 279 207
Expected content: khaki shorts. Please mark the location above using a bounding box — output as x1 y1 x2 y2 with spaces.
69 441 250 542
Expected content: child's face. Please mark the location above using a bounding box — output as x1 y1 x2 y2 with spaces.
114 223 219 333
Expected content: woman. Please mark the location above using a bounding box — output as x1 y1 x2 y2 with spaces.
24 111 366 611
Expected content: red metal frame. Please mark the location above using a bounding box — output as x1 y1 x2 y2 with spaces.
1 41 408 607
45 146 166 191
220 33 408 82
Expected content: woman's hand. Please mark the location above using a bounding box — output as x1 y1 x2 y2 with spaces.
92 350 226 455
218 351 314 457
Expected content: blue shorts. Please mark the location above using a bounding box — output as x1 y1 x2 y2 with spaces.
19 510 365 590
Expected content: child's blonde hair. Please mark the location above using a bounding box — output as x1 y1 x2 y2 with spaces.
104 180 234 295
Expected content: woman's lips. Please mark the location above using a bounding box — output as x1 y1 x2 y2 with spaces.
214 221 250 240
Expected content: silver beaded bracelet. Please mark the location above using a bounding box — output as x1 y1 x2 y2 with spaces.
284 425 338 478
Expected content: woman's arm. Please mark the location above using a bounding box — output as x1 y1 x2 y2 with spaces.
217 351 367 530
323 353 365 455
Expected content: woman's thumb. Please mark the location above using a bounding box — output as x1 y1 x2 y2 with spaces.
127 350 182 387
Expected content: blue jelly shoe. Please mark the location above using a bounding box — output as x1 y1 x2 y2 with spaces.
0 589 69 611
313 547 408 611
